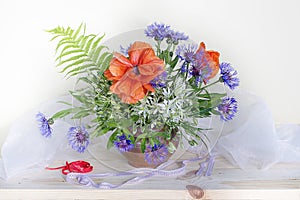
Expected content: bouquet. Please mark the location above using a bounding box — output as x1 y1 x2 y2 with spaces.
37 22 239 166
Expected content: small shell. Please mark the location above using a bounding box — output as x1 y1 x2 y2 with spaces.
186 184 204 199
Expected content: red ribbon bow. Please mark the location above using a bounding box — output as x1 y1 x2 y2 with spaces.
46 160 93 175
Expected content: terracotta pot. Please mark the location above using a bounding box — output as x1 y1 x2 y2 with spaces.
121 129 179 168
121 145 175 168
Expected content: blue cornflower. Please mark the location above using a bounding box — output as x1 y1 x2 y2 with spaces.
114 134 134 152
180 61 189 73
219 62 240 90
192 47 209 68
144 144 169 165
145 22 171 41
150 71 168 88
217 97 238 121
175 43 198 63
166 30 188 44
190 48 213 85
36 112 53 138
67 126 89 153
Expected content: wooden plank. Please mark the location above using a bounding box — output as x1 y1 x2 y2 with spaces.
0 189 300 200
1 152 300 199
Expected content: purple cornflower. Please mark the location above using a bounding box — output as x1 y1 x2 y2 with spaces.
145 22 171 41
36 112 53 138
144 144 169 165
166 30 188 44
114 134 134 152
150 71 168 88
67 126 89 153
190 48 213 84
217 97 238 121
219 62 240 90
192 47 208 67
175 43 198 63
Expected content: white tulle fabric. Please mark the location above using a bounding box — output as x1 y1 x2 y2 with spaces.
0 90 300 179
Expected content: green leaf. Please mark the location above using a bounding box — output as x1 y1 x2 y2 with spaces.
107 130 118 149
56 39 75 52
70 91 87 103
56 100 73 106
91 34 105 51
72 110 90 119
59 58 87 73
135 133 148 142
98 53 113 75
57 53 87 66
106 120 118 128
66 67 99 78
169 56 179 68
64 62 94 77
84 35 96 52
72 23 84 41
55 49 84 61
211 109 220 115
91 45 107 62
51 108 73 120
49 34 62 42
48 25 111 79
59 44 78 55
141 138 146 153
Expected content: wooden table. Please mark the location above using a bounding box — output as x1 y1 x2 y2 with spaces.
1 151 300 200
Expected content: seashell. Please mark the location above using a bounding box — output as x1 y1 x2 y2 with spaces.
186 184 204 199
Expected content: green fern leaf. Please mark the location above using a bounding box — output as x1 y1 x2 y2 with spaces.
57 53 87 66
55 49 83 61
65 63 94 77
48 24 112 78
67 67 99 78
59 58 87 73
72 23 84 41
91 45 107 62
91 34 105 51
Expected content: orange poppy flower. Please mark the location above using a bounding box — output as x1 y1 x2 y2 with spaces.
196 42 220 81
104 41 165 104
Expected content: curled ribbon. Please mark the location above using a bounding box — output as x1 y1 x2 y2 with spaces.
46 160 93 175
66 154 214 189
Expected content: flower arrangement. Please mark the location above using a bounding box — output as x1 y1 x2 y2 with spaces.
38 23 239 166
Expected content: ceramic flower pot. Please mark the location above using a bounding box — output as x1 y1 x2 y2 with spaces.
121 128 179 168
121 144 175 168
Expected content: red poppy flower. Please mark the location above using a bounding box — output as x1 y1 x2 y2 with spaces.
104 41 164 104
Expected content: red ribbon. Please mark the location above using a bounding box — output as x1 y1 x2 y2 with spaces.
46 160 93 175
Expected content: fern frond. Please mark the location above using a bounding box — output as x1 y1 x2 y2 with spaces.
47 23 112 78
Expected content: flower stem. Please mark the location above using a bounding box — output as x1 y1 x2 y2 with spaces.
200 79 220 91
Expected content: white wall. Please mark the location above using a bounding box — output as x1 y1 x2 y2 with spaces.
1 0 299 147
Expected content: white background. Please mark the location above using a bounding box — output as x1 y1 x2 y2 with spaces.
0 0 299 147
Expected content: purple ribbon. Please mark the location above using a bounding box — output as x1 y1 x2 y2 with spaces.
66 153 215 189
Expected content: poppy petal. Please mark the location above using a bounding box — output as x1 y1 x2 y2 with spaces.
207 50 220 79
143 83 155 92
138 64 164 83
128 41 153 66
108 53 132 78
